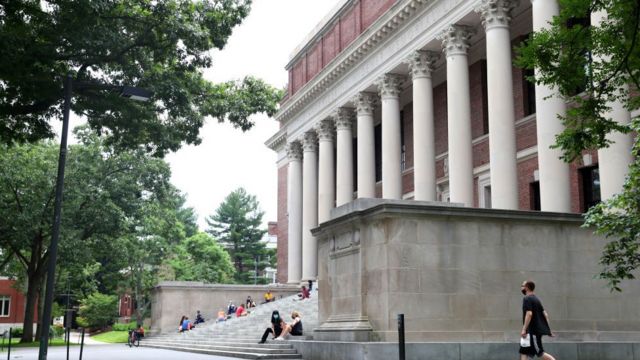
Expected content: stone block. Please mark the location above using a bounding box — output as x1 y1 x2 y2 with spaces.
388 269 419 293
566 297 621 320
577 342 635 360
419 269 481 294
460 342 516 360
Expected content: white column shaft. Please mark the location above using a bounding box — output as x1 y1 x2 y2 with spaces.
446 55 474 206
336 125 354 206
287 158 302 284
357 111 376 198
302 139 318 281
532 0 572 212
486 27 518 209
318 137 335 223
592 10 634 200
381 96 402 199
598 88 634 200
412 76 437 201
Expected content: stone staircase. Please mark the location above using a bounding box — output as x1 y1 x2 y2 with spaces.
142 291 318 359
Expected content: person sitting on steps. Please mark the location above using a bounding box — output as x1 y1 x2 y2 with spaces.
258 310 285 344
275 311 303 340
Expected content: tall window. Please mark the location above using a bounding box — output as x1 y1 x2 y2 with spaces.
375 124 382 182
530 181 541 211
523 67 536 116
0 296 10 317
580 165 601 212
400 110 406 171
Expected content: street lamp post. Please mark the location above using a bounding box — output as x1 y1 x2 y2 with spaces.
38 74 152 360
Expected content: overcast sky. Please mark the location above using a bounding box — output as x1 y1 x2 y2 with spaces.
164 0 341 230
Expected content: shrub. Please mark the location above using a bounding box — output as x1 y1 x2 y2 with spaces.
112 323 139 331
78 292 118 329
10 328 22 337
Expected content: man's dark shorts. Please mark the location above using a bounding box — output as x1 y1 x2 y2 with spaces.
519 334 545 358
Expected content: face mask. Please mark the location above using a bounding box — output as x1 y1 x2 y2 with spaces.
521 289 527 295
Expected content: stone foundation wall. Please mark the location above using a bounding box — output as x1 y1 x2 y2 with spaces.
312 199 640 342
150 282 299 333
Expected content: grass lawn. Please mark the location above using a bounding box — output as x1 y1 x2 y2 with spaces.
1 338 72 348
91 331 129 343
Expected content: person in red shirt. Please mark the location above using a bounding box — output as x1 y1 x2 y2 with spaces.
236 304 245 317
302 285 310 299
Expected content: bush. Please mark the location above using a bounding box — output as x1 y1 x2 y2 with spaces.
78 292 118 329
10 328 23 337
112 323 139 331
52 325 65 338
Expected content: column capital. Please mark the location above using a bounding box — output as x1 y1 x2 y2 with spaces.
406 50 440 80
437 25 475 56
316 119 336 142
333 107 355 130
287 141 303 161
353 92 378 115
476 0 519 30
376 73 405 99
302 130 318 152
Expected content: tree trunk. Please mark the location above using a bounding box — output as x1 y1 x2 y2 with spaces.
21 273 42 342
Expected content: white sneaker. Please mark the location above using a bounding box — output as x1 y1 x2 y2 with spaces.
274 337 284 341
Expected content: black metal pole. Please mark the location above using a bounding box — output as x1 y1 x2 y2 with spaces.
38 74 73 360
7 328 11 360
79 328 85 360
398 314 405 360
66 326 70 360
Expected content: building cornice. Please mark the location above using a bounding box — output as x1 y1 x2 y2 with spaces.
265 128 288 151
276 0 431 124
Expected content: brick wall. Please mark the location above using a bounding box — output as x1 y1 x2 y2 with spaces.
287 0 395 99
0 279 37 324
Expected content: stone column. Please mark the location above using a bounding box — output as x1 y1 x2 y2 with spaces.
530 0 571 212
355 92 378 199
377 74 405 200
477 0 519 209
592 10 634 201
286 141 303 284
335 107 355 206
317 119 336 223
302 131 318 281
406 50 439 201
438 25 475 206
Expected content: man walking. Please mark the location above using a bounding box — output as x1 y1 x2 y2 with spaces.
519 280 556 360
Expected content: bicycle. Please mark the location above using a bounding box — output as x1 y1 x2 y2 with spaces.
127 330 140 348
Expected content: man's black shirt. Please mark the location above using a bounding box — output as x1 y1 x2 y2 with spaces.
522 294 551 336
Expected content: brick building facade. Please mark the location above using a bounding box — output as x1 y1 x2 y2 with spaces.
267 0 635 284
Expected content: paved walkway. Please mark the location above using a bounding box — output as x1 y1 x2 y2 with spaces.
3 344 240 360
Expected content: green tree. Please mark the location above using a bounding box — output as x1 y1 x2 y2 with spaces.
77 292 118 329
517 0 639 291
167 232 235 283
206 188 269 283
0 129 187 341
0 0 283 156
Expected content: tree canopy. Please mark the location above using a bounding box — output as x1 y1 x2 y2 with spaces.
0 0 283 156
0 128 195 340
517 0 639 291
206 188 269 284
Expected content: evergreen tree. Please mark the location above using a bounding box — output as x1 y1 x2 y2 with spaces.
206 188 269 283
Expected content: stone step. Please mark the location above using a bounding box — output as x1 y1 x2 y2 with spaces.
143 340 299 354
142 343 303 359
148 293 318 359
145 338 295 348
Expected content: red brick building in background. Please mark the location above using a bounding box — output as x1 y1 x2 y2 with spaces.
267 0 636 284
0 278 38 332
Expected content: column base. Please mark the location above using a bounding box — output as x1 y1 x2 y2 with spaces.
313 315 374 342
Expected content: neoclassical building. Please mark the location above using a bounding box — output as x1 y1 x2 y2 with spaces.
266 0 635 285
